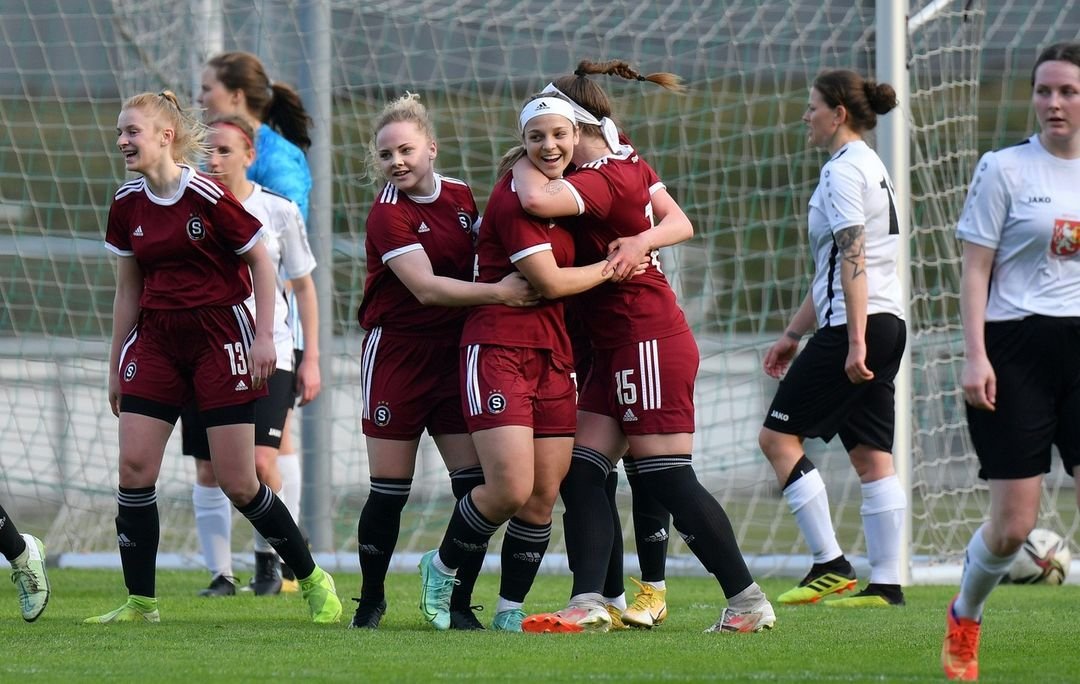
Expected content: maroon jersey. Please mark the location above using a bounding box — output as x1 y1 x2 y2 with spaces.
104 165 263 309
560 143 690 349
358 174 479 336
461 174 574 359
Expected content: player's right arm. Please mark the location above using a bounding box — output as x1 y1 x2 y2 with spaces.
387 249 539 308
959 241 997 410
511 155 582 218
108 255 143 417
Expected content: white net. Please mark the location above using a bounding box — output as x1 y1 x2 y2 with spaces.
1 0 1077 575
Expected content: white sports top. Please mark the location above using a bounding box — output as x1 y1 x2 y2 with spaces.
242 183 317 371
957 134 1080 321
807 139 904 328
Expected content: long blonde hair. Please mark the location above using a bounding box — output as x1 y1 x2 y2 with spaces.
122 90 209 165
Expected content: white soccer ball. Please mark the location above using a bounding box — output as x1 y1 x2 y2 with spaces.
1007 528 1071 585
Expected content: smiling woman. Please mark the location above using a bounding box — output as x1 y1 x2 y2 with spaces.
352 92 539 630
88 90 342 626
414 92 639 633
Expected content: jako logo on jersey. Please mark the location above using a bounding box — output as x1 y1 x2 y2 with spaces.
186 215 205 240
770 409 790 422
268 428 282 438
133 225 144 237
1027 196 1051 204
123 361 137 382
457 210 472 233
486 392 506 414
373 404 392 427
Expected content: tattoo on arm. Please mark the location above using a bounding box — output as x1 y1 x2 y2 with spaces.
835 224 866 279
542 182 564 196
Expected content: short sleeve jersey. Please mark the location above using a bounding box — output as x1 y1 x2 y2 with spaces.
104 165 264 309
557 141 690 349
807 139 904 328
957 135 1080 320
249 124 312 222
359 174 479 336
242 183 317 370
461 173 574 358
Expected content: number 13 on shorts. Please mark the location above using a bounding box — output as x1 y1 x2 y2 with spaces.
224 341 249 376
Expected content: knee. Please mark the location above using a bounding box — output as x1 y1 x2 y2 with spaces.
485 481 532 520
758 427 792 462
218 478 260 506
118 458 157 488
986 521 1033 556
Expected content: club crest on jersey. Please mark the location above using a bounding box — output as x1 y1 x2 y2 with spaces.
123 361 137 382
1051 218 1080 257
373 403 392 427
486 391 506 414
456 210 473 234
186 215 206 241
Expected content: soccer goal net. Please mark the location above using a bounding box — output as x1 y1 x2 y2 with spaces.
1 0 1077 578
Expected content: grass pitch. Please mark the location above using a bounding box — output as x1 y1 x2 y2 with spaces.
2 569 1077 683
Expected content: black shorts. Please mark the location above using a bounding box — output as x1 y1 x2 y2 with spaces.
763 313 906 452
967 315 1080 479
181 369 297 459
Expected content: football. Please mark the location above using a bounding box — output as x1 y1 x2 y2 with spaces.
1007 528 1072 585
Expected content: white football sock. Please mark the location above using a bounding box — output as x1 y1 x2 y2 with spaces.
277 452 302 524
860 474 906 585
783 469 843 564
192 483 233 577
954 523 1017 621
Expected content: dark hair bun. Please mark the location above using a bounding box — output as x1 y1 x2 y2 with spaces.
865 82 898 115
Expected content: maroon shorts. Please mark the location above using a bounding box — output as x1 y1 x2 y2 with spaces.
461 344 577 436
360 327 467 440
577 330 698 435
118 305 268 411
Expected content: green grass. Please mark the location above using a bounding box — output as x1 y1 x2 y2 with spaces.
3 569 1078 683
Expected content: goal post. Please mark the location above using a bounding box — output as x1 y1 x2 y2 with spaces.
2 0 1079 579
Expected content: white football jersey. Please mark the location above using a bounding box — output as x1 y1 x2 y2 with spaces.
242 183 317 371
807 140 904 328
957 135 1080 321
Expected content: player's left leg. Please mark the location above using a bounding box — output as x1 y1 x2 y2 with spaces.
825 445 906 607
435 433 486 630
507 437 577 632
208 406 341 623
944 477 1040 679
630 434 774 634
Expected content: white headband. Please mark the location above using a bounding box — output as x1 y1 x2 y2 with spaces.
518 97 577 134
541 82 621 153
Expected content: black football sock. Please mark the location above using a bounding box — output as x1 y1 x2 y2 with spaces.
237 484 315 580
498 517 551 603
633 456 754 598
449 466 486 611
357 477 411 602
116 486 160 597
